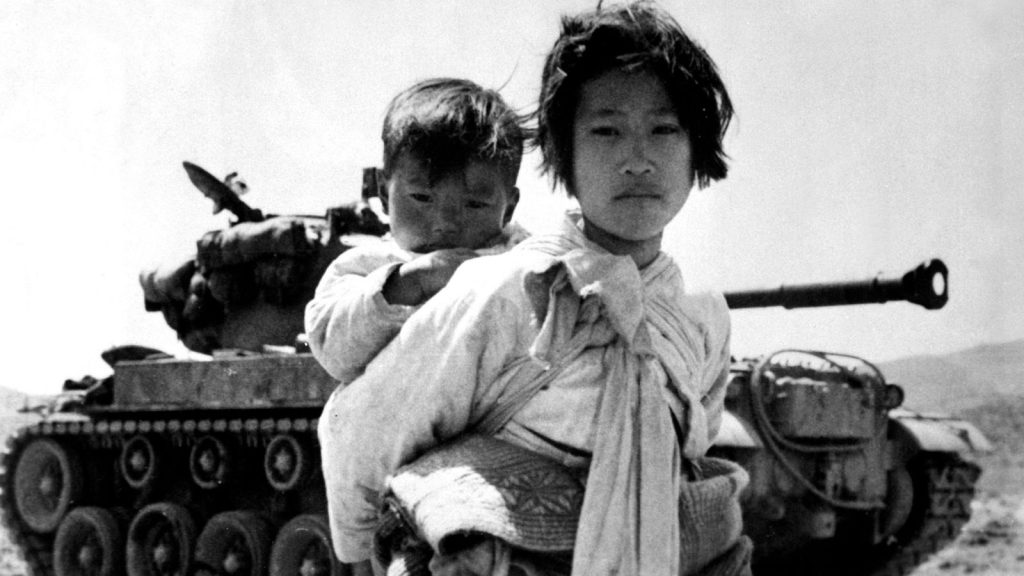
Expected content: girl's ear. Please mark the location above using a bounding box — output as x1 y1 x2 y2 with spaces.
378 180 391 215
503 187 520 225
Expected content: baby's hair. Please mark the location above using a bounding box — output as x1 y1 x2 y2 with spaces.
382 78 524 186
536 1 733 192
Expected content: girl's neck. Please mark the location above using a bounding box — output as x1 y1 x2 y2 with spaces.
580 217 662 268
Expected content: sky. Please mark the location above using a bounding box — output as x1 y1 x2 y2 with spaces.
2 1 1022 395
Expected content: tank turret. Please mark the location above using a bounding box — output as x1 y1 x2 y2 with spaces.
724 259 949 310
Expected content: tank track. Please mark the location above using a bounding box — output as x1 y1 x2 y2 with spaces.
864 454 981 576
0 413 321 576
752 452 981 576
1 419 982 576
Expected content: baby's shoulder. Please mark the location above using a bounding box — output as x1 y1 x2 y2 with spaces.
449 250 562 305
325 240 406 275
677 286 731 350
680 287 728 317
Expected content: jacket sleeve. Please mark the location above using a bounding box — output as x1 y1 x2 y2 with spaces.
700 293 732 444
304 250 416 382
317 259 526 562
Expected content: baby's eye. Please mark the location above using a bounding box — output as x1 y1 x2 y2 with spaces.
466 199 491 209
408 193 432 203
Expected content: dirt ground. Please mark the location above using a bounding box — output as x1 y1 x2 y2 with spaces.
905 447 1024 576
908 492 1024 576
0 539 28 576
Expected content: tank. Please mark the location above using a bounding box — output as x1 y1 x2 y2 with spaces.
713 258 991 575
0 162 389 576
0 163 990 576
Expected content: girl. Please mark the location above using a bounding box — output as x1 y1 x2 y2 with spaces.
321 3 750 574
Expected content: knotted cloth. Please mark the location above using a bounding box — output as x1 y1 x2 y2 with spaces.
511 218 748 575
375 214 748 575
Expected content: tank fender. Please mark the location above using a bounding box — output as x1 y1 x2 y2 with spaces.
713 410 763 448
890 409 993 454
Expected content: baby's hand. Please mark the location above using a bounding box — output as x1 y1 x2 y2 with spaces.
383 248 478 305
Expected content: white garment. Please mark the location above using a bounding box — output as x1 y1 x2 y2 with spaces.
305 240 416 383
318 214 732 571
305 224 529 383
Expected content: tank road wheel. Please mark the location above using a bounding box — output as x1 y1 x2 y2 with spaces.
878 465 915 542
120 435 162 490
264 434 311 492
861 455 980 576
189 435 232 490
53 506 124 576
194 511 273 576
126 503 197 576
269 514 345 576
12 437 84 533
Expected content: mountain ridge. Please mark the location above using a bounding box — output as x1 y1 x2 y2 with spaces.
876 338 1024 414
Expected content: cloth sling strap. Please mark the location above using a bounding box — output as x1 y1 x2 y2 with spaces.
474 264 588 436
468 250 749 576
474 305 695 481
471 257 688 573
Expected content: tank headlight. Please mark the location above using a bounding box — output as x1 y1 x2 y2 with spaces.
883 384 904 409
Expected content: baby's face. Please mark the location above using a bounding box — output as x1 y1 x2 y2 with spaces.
383 154 517 253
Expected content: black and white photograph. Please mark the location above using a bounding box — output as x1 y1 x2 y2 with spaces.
2 2 1022 575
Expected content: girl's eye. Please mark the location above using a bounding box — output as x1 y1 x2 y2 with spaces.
653 124 682 135
409 193 432 203
590 126 620 137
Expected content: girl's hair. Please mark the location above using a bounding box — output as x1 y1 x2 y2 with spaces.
536 1 733 192
382 78 524 186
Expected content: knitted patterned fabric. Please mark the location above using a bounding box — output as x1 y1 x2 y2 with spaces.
375 448 751 576
383 435 584 556
676 457 750 575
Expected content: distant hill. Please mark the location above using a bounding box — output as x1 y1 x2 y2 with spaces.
0 387 42 441
0 385 29 415
878 339 1024 414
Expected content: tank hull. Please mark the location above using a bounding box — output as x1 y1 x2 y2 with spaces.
1 351 988 576
711 352 986 576
1 355 337 576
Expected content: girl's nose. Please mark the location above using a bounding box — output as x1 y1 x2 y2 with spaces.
621 136 654 175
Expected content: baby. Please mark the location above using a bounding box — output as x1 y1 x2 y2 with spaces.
305 77 526 384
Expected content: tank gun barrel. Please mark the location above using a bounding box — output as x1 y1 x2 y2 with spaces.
724 259 948 310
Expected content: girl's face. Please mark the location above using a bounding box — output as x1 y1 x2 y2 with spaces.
571 69 694 253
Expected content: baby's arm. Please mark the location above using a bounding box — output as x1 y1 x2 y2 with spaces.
306 247 480 381
305 250 414 381
318 259 524 562
380 248 478 305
